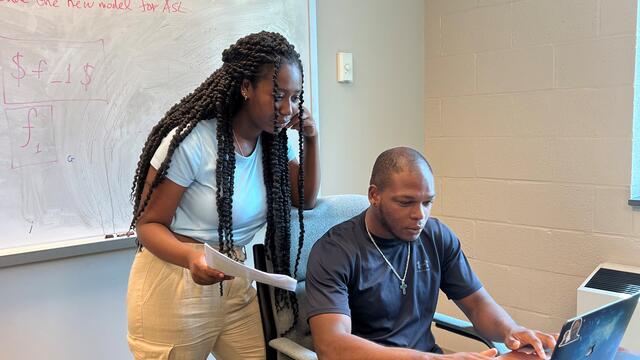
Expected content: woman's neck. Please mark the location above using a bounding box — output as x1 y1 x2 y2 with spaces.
231 111 261 157
231 110 261 143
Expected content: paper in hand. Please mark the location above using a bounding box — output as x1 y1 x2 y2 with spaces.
204 243 297 292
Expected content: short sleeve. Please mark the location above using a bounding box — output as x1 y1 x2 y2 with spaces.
435 220 483 300
150 127 202 187
305 236 353 322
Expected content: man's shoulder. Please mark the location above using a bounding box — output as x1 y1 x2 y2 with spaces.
422 217 458 245
423 217 444 235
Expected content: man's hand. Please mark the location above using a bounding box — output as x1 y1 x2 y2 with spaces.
504 327 556 359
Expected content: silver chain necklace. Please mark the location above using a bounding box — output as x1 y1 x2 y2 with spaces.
364 217 411 295
232 129 246 157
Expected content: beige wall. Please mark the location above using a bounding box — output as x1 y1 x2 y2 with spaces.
317 0 425 195
425 0 640 352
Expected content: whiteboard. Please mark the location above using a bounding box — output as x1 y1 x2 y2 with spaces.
0 0 314 251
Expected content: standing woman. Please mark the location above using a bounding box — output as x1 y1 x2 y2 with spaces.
127 31 320 360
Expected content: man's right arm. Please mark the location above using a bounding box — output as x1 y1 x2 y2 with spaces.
309 313 498 360
309 313 430 360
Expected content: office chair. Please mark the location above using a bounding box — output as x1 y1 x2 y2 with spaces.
253 194 509 360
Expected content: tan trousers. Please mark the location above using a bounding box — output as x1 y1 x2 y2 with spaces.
127 244 266 360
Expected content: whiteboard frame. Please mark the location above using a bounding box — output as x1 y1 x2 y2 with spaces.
0 234 136 268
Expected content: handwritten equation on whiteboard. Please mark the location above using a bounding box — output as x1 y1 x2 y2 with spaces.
5 105 57 169
0 36 108 104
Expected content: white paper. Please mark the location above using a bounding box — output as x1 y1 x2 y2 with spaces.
204 243 297 292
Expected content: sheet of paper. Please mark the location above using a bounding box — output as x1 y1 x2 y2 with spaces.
204 243 297 292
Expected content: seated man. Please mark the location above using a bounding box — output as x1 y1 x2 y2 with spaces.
305 147 556 360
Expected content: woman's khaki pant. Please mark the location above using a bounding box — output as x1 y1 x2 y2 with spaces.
127 244 265 360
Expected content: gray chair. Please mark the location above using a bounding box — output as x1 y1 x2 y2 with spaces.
253 194 509 360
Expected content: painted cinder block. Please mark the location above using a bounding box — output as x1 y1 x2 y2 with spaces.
556 87 633 138
600 0 638 36
470 222 636 278
441 178 512 221
510 87 632 137
426 54 476 97
555 36 635 88
426 137 477 178
442 4 511 55
594 187 634 235
512 0 597 47
425 99 443 138
475 138 554 181
442 95 513 137
469 259 583 316
426 0 479 16
505 182 594 231
477 46 554 93
591 138 632 186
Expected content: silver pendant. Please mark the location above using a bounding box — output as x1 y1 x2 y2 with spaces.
400 281 407 295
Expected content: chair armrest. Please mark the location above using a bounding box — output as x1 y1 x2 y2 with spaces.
433 313 510 355
268 337 318 360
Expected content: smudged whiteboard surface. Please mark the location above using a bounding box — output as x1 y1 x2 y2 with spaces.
0 0 312 251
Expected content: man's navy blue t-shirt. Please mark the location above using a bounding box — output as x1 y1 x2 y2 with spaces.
305 211 482 353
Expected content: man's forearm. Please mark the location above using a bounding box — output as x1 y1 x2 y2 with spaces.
464 295 520 342
462 289 519 342
315 333 431 360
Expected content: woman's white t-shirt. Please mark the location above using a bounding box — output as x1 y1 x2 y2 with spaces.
150 119 296 247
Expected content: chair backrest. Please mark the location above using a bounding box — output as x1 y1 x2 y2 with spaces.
257 194 370 352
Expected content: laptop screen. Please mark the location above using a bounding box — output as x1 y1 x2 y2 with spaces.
550 292 639 360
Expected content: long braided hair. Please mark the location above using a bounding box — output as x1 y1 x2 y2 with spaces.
129 31 306 328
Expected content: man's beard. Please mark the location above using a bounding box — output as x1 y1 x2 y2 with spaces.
377 205 405 240
376 204 422 241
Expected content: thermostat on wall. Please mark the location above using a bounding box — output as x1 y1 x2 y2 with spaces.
337 52 353 83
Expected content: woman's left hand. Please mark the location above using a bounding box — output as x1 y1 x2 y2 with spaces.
287 105 317 138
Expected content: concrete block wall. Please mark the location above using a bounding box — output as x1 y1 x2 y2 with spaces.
425 0 640 351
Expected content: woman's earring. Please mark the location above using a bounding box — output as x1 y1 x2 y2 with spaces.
241 91 248 101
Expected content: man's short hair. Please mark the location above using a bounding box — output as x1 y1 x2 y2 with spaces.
369 147 433 190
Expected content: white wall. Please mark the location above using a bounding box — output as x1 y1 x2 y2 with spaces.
425 0 640 352
317 0 425 195
0 248 135 359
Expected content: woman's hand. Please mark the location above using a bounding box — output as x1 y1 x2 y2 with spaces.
288 105 317 138
187 250 234 285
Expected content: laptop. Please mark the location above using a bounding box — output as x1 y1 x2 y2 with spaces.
517 291 640 360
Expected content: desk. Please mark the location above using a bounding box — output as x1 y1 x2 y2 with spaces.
497 348 640 360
